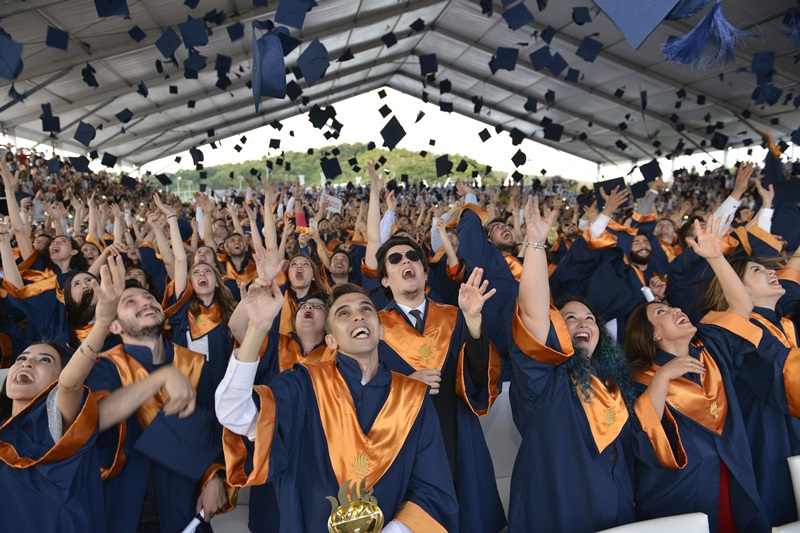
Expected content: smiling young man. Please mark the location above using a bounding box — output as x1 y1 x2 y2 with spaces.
361 164 506 532
86 283 233 533
216 281 457 532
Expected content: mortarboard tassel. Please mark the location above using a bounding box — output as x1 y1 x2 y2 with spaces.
780 5 800 48
662 0 750 69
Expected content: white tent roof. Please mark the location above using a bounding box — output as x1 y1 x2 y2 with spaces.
0 0 796 168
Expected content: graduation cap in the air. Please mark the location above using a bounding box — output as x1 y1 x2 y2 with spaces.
269 138 280 149
276 0 316 29
81 63 99 88
155 27 182 58
630 180 650 200
136 81 149 97
40 103 61 133
419 54 438 76
179 18 208 49
503 2 534 31
529 46 552 71
380 116 406 150
94 0 129 18
512 149 526 167
472 96 484 114
435 155 453 177
490 47 518 74
100 152 117 168
0 29 24 81
115 108 133 124
378 104 391 118
478 128 491 142
119 174 137 189
155 174 172 186
128 25 147 42
711 131 728 150
572 6 592 24
74 121 96 148
542 121 564 142
510 128 526 145
46 27 69 51
297 38 329 86
409 18 425 33
320 157 342 180
252 23 287 110
190 146 204 165
227 21 244 42
381 32 398 48
337 47 354 62
524 96 538 113
69 156 90 173
545 89 555 104
576 36 603 63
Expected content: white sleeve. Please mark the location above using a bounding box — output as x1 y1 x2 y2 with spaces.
757 208 774 233
214 354 260 441
380 210 395 244
464 192 478 206
196 206 205 233
712 195 741 227
382 521 413 533
430 217 442 253
46 386 63 442
589 214 611 240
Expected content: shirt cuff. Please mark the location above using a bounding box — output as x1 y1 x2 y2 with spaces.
589 214 611 240
465 192 478 205
757 208 774 233
214 353 260 440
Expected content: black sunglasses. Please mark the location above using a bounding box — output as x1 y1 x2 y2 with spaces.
387 250 422 264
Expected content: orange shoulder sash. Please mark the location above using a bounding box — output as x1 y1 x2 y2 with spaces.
379 301 457 372
749 313 800 417
305 362 427 489
635 347 727 435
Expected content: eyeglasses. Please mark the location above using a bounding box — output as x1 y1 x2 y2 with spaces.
487 223 510 234
299 302 326 310
387 250 422 264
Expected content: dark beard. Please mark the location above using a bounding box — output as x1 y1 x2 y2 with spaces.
630 250 651 266
496 242 516 254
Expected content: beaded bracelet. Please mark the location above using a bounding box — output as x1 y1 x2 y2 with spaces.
521 241 547 252
80 342 101 363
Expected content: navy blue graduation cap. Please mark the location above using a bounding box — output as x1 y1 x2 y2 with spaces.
382 32 398 48
285 80 302 100
545 89 555 104
576 36 603 63
524 96 538 112
490 47 518 73
456 160 469 173
420 54 438 76
184 52 207 72
0 29 24 81
503 2 534 31
320 157 342 180
630 180 650 200
572 6 592 24
89 150 98 160
594 177 629 209
185 0 200 8
529 46 552 71
115 108 133 123
596 0 708 50
566 68 581 82
69 156 91 173
276 0 316 29
155 60 164 74
440 101 454 113
81 63 99 88
337 47 354 62
380 116 406 150
46 27 69 51
640 160 662 182
409 18 425 33
190 146 204 165
435 155 453 177
472 96 483 114
155 27 182 58
541 25 556 44
137 81 148 97
94 0 129 18
252 23 286 111
74 121 96 147
120 175 137 189
547 53 568 77
368 141 376 150
479 128 491 142
512 149 526 167
179 18 208 49
791 127 800 146
133 410 222 480
101 152 117 168
40 103 60 133
510 128 526 145
711 131 728 150
46 157 61 175
378 104 391 118
543 121 564 142
297 38 329 87
155 174 172 186
227 21 244 42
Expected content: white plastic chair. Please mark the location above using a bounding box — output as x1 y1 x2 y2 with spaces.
773 522 800 532
788 456 800 517
479 383 521 517
0 368 8 386
596 513 709 533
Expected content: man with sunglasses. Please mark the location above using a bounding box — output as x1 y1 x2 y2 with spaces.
361 163 507 533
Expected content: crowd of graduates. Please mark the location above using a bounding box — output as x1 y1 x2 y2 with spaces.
1 134 800 533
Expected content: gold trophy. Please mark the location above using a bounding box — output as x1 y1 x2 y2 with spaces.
326 478 385 533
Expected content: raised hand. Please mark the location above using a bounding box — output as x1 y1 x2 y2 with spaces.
523 195 557 246
582 201 599 224
153 193 177 218
386 190 397 212
458 267 497 320
649 276 666 301
367 161 386 191
755 179 774 209
240 277 284 327
455 180 475 198
732 163 755 199
654 355 705 381
253 245 285 282
600 186 628 216
686 217 726 260
94 255 127 324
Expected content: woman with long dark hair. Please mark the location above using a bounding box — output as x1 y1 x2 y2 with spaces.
0 257 126 531
508 196 642 533
700 251 800 527
624 218 770 532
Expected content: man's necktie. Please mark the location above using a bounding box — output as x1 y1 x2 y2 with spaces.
409 309 425 334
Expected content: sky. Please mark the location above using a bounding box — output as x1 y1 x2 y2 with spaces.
4 86 789 185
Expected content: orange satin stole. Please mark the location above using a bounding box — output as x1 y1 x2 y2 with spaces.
749 313 800 417
379 301 457 372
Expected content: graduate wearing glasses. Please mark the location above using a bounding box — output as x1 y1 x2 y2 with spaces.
358 163 507 532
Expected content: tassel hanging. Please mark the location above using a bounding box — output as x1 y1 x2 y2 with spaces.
780 5 800 48
662 0 751 69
